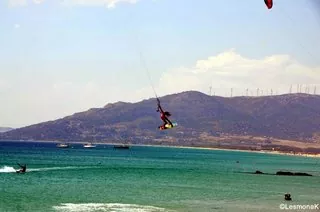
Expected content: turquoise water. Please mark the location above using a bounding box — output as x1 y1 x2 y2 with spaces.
0 141 319 212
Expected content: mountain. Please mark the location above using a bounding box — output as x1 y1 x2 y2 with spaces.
1 91 320 152
0 127 14 133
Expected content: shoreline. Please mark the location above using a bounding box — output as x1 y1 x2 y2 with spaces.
139 144 320 158
1 139 320 158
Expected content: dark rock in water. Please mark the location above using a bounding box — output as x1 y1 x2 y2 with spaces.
294 172 312 176
276 171 312 176
254 170 264 174
277 171 293 175
284 193 292 201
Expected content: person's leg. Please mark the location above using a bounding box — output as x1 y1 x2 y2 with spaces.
161 116 168 125
165 117 173 127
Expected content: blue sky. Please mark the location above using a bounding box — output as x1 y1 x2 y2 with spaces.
0 0 320 127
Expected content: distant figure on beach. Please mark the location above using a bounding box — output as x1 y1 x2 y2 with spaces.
284 193 292 201
16 163 26 173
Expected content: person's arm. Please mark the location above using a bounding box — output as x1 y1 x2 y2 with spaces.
156 98 163 112
157 104 164 113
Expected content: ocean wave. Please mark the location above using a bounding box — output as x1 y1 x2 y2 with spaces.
0 166 16 173
28 166 80 172
53 203 171 212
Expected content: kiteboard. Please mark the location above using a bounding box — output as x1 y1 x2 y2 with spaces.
159 122 178 130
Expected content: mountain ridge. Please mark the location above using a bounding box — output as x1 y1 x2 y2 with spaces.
1 91 320 152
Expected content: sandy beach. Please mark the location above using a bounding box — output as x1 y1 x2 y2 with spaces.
142 144 320 158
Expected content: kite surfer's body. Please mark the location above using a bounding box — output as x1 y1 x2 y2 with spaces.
16 163 26 173
157 99 173 129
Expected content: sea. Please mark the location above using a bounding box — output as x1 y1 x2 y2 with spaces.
0 141 319 212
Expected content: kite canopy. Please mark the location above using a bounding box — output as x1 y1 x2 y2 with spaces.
264 0 273 9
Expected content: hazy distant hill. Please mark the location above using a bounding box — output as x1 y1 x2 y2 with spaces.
0 127 14 133
1 91 320 149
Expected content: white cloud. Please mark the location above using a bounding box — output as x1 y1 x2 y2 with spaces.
49 80 124 115
61 0 139 8
0 80 118 127
33 0 45 4
135 49 320 98
8 0 44 7
0 79 10 90
7 0 139 8
14 24 21 29
8 0 27 7
1 50 319 128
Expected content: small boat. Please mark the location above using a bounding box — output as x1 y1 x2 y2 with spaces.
56 143 70 148
113 144 130 149
83 143 96 148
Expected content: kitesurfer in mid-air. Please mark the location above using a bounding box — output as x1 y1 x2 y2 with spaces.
16 163 26 173
157 98 173 130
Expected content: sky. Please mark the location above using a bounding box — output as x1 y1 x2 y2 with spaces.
0 0 320 128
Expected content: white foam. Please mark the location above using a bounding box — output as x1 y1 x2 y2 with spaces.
0 166 16 173
53 203 171 212
28 166 77 172
0 166 92 173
